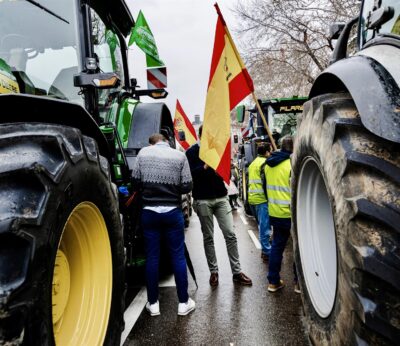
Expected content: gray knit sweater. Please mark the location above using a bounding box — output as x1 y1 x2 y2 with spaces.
132 142 193 207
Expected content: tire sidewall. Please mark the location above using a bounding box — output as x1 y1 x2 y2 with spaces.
291 151 342 342
291 94 356 345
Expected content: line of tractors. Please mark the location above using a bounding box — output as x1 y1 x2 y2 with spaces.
0 0 398 345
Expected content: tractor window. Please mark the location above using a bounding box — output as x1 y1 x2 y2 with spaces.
90 9 125 121
360 0 400 47
0 0 82 103
268 106 298 137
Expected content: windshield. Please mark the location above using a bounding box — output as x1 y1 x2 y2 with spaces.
0 0 82 104
268 107 298 137
359 0 400 47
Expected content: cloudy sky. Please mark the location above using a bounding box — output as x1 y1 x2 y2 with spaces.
126 0 242 122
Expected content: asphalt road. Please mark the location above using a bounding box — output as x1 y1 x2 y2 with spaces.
122 206 309 346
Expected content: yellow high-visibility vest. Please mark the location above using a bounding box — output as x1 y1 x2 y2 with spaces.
248 156 267 205
265 159 291 218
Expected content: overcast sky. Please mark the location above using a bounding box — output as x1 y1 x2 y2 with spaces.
126 0 242 122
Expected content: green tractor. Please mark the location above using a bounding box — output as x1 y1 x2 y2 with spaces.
0 0 175 344
237 96 307 215
291 0 400 344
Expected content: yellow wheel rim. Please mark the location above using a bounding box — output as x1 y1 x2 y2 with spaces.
52 202 113 346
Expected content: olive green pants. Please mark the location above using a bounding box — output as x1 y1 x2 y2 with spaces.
193 197 241 275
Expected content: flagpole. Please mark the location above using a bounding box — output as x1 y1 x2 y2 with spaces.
252 93 278 151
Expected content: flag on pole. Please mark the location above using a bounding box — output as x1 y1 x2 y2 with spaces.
174 100 198 150
241 114 255 138
128 10 164 67
199 3 254 183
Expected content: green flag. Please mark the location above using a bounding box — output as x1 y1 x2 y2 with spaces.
129 10 164 68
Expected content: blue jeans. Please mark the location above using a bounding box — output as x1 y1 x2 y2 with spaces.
142 208 189 304
251 203 271 256
267 217 298 284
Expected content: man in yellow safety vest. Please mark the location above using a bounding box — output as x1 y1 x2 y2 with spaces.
248 143 271 261
265 136 299 293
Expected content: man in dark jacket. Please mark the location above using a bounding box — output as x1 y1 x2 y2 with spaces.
186 126 252 287
132 133 195 316
264 136 299 293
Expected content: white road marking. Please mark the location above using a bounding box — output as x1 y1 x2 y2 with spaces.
239 214 248 225
120 275 176 344
121 287 147 345
247 229 261 250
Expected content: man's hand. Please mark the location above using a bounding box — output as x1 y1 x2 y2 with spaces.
204 164 209 170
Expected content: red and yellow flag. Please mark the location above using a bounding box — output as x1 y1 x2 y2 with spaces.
174 100 198 150
200 3 254 183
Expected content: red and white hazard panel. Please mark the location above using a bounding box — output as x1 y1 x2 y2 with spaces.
147 67 167 89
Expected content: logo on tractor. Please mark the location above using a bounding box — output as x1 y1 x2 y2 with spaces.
279 105 303 112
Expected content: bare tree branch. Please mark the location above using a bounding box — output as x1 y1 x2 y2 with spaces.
233 0 358 98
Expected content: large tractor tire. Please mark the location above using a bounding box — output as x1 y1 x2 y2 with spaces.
0 124 125 345
291 93 400 345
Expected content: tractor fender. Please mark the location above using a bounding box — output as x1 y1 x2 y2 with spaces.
124 102 174 171
309 53 400 144
0 94 111 159
127 102 174 150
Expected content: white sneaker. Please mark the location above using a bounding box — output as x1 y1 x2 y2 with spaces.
178 298 195 316
145 301 160 316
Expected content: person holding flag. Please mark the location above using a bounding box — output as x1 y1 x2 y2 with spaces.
186 125 252 287
186 3 268 287
199 4 276 183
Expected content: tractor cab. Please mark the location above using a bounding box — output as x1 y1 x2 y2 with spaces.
0 0 133 119
253 96 308 139
236 96 307 216
240 96 307 163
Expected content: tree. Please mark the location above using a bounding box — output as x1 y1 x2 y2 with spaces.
235 0 359 98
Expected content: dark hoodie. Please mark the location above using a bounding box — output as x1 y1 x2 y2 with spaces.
266 150 291 167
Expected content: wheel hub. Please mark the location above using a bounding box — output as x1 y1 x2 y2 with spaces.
52 202 112 345
297 158 338 318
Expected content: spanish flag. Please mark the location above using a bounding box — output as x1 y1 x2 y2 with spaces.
200 3 254 183
174 100 198 150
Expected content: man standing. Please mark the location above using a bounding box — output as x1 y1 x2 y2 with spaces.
132 133 196 316
248 143 271 262
186 126 252 287
265 136 299 293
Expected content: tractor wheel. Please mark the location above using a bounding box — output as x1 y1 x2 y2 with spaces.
291 93 400 345
0 124 125 345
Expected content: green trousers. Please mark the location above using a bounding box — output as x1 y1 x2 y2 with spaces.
193 197 241 275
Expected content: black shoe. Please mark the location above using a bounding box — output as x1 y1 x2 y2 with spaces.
233 272 252 286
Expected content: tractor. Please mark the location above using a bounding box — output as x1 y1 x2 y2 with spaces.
237 96 307 215
0 0 176 344
291 0 400 344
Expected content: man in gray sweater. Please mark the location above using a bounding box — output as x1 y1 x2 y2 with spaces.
132 133 195 316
